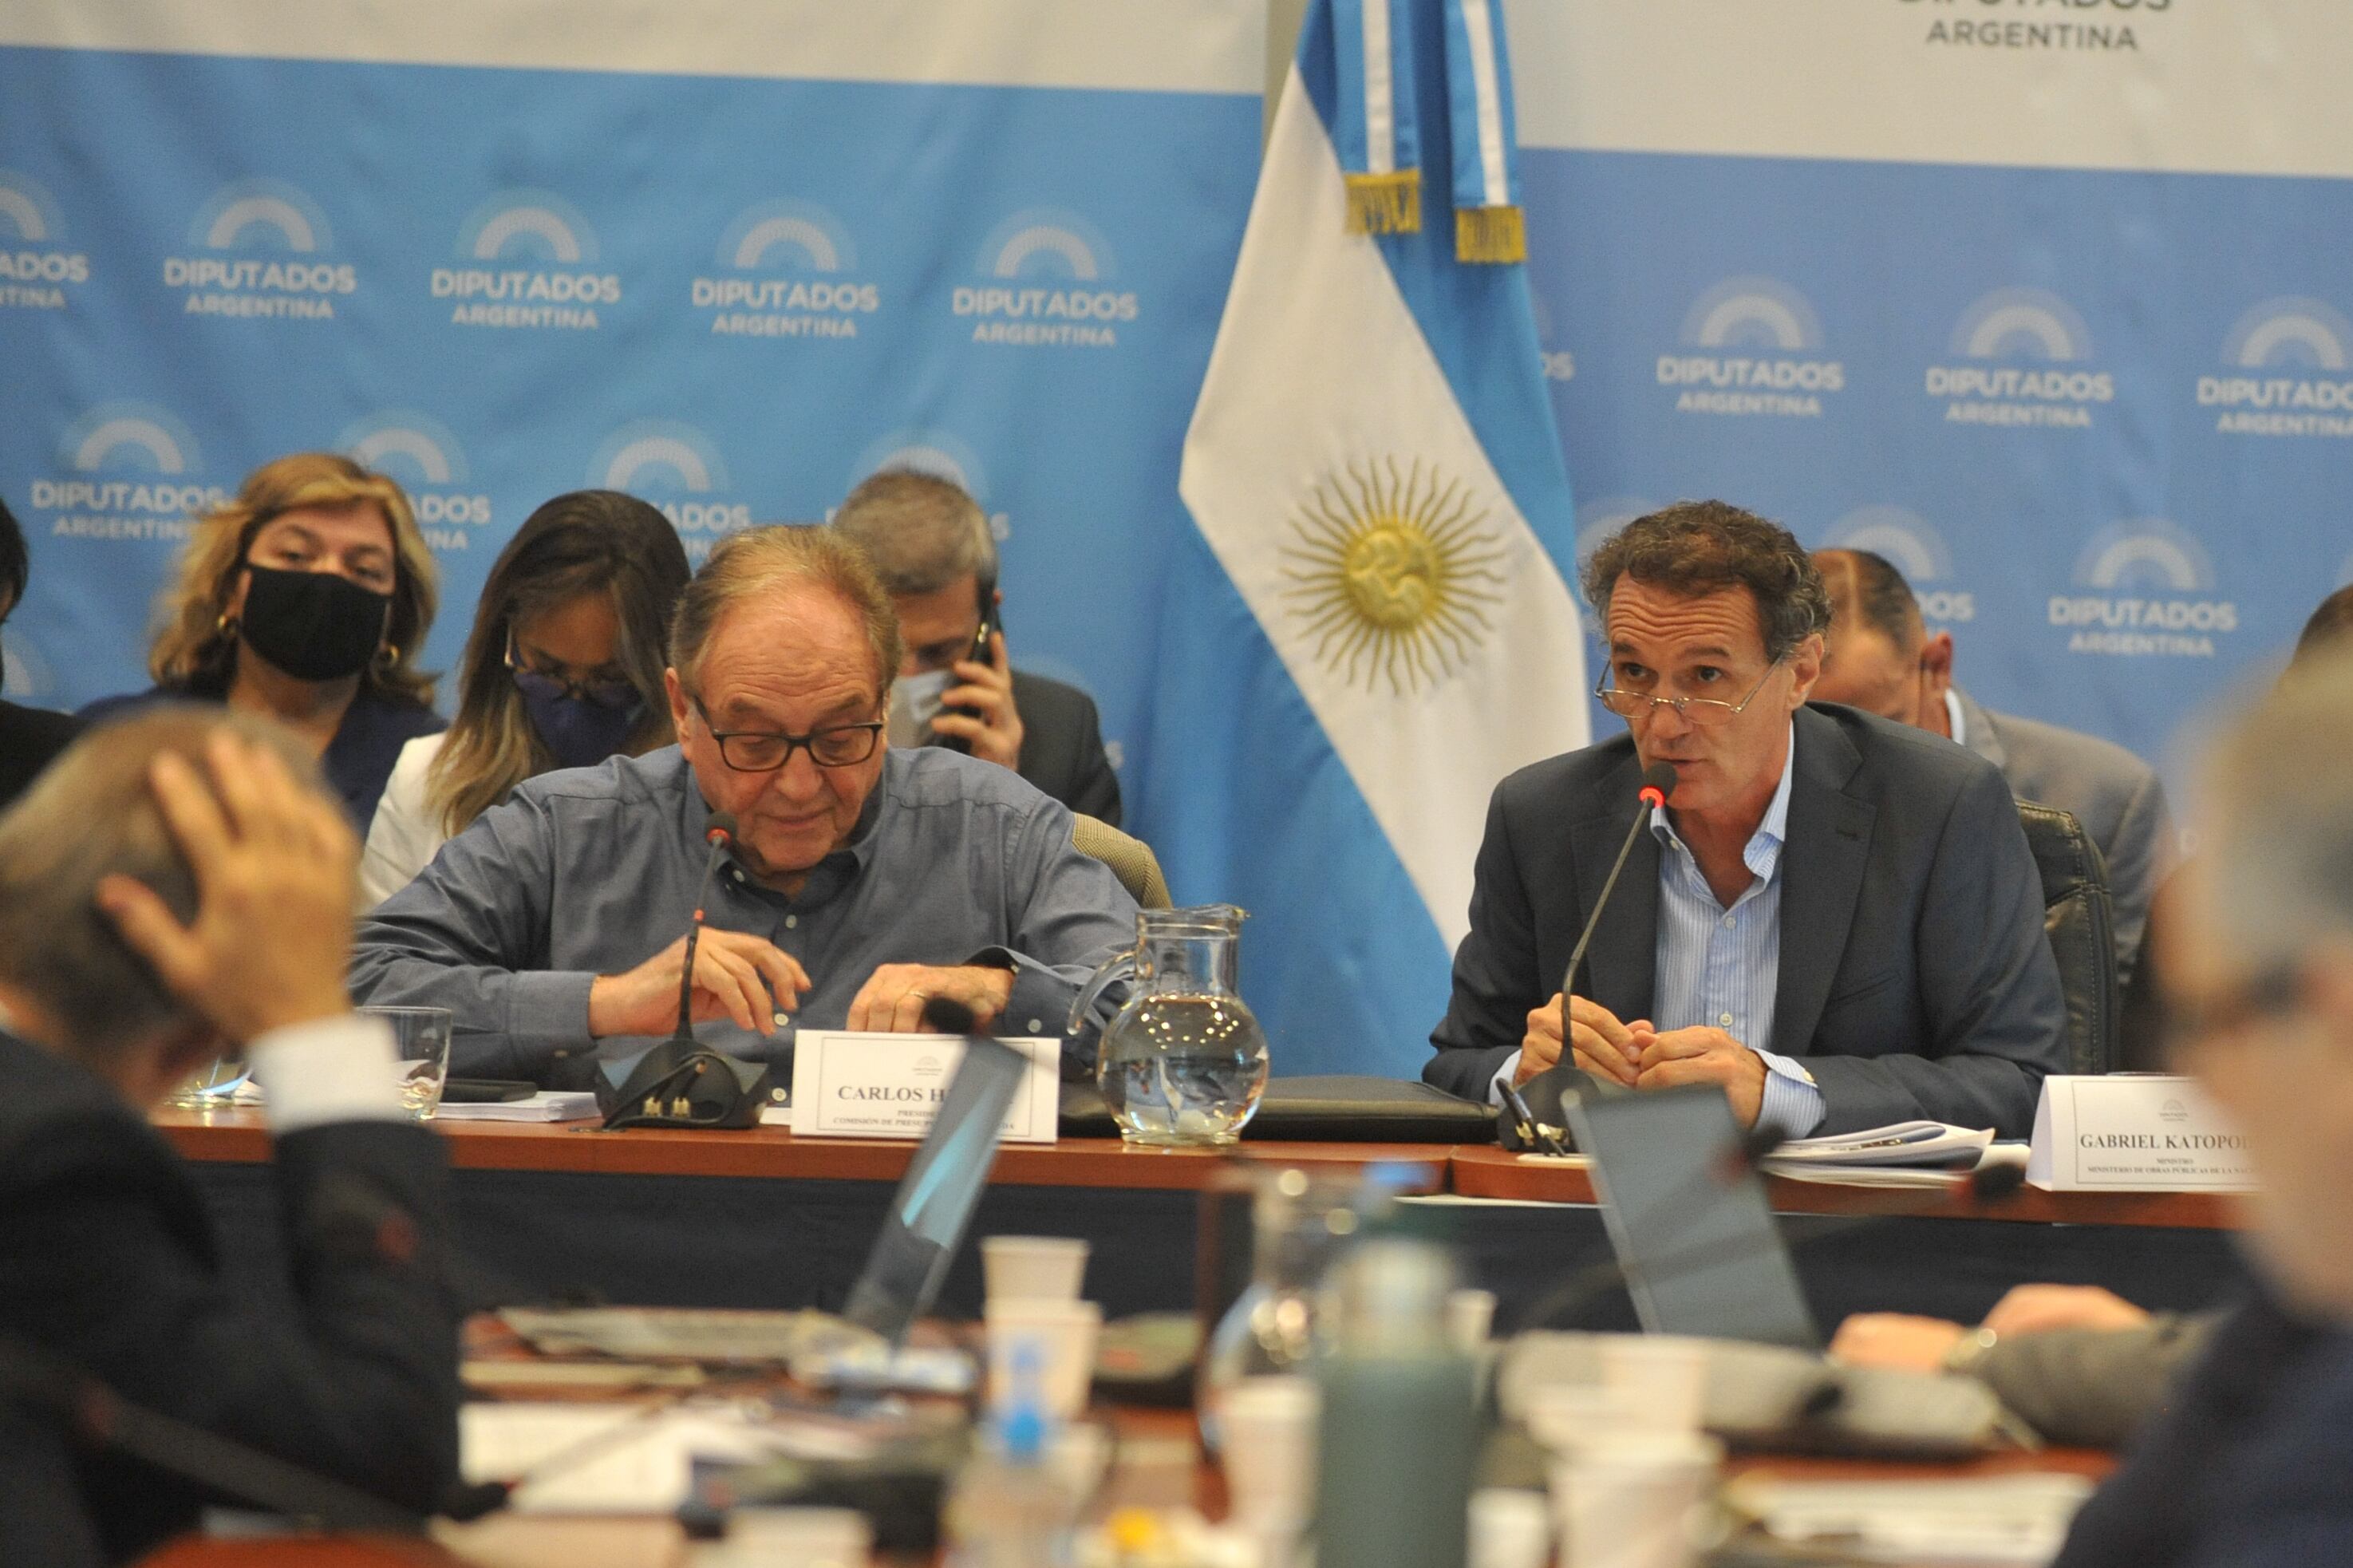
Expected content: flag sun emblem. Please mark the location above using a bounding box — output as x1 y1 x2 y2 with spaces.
1280 458 1508 695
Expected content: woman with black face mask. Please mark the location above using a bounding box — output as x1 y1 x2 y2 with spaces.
80 453 443 827
357 490 689 907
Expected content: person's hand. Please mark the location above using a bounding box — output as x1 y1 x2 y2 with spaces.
846 965 1017 1033
1515 993 1646 1088
587 929 811 1038
1981 1284 2150 1340
930 631 1025 769
1631 1025 1768 1128
1829 1313 1969 1372
94 733 357 1043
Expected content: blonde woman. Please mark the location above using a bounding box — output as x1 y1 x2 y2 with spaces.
80 452 441 824
359 490 689 906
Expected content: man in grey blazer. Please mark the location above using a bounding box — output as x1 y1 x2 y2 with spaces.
1425 504 2066 1139
1811 548 2175 988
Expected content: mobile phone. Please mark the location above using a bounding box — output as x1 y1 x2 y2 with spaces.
938 578 1003 755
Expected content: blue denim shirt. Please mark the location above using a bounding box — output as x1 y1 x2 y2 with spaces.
350 745 1140 1080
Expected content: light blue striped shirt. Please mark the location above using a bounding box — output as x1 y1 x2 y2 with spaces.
1648 725 1824 1139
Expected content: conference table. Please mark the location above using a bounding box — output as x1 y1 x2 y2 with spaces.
156 1111 2248 1331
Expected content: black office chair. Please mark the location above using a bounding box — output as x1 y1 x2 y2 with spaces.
2017 800 2119 1075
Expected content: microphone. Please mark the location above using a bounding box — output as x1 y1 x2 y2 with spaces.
601 809 774 1131
1514 762 1674 1146
673 811 740 1044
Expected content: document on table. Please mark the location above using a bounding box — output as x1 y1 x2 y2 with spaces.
460 1402 886 1514
435 1090 602 1123
1723 1471 2094 1565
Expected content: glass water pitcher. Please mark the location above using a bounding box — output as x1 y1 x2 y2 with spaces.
1068 904 1269 1146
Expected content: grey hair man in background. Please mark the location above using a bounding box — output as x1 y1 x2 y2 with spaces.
1810 547 2176 987
831 469 1123 824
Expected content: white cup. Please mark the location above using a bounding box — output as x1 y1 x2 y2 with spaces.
1469 1487 1552 1568
1550 1433 1722 1568
1447 1288 1498 1353
984 1298 1102 1422
1522 1383 1651 1455
1218 1375 1320 1530
1597 1335 1711 1434
981 1235 1090 1305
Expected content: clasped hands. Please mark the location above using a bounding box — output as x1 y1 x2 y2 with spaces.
1514 992 1768 1128
586 930 1013 1039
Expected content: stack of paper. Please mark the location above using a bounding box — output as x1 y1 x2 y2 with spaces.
1759 1122 1996 1187
436 1091 601 1123
1724 1471 2094 1565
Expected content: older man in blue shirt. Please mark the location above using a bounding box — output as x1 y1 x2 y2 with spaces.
352 525 1138 1084
1425 502 2065 1139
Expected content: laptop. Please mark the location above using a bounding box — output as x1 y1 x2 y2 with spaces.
1563 1084 1820 1350
504 1035 1028 1362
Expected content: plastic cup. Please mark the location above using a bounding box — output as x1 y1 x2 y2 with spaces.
1447 1288 1498 1353
984 1298 1102 1421
1218 1374 1320 1529
1550 1432 1721 1568
1597 1335 1711 1434
981 1235 1090 1305
1470 1487 1552 1568
364 1006 452 1121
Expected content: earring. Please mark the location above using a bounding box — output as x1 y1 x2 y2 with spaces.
376 643 401 669
214 610 238 641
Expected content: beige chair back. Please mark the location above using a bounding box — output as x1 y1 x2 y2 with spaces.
1071 813 1171 910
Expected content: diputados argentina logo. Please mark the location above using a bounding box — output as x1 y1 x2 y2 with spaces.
34 403 228 543
1822 505 1975 623
1926 287 2112 429
2051 519 2235 658
590 421 748 559
0 169 89 310
953 209 1136 349
1659 276 1844 417
696 199 878 340
165 180 353 321
434 191 618 330
2198 297 2353 440
338 412 491 551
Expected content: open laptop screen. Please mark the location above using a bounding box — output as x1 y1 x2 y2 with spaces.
840 1036 1027 1345
1565 1085 1820 1350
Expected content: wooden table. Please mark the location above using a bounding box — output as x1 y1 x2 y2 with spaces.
156 1113 2248 1329
1448 1146 2243 1230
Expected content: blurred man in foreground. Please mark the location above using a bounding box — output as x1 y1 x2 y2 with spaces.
0 710 459 1564
1810 547 2174 987
2044 649 2353 1566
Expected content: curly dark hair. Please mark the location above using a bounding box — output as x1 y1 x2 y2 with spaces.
1581 500 1830 663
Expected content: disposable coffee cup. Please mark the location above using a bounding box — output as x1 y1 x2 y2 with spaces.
981 1234 1090 1304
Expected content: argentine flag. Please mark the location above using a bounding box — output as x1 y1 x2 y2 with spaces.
1136 0 1586 1079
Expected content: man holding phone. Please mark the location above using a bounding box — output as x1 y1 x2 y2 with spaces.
833 470 1123 824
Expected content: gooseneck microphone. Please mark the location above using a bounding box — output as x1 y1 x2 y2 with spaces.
673 811 740 1045
602 809 774 1131
1555 760 1677 1061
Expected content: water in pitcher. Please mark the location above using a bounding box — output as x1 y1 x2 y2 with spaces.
1097 993 1270 1146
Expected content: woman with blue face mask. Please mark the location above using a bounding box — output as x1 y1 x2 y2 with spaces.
358 491 689 907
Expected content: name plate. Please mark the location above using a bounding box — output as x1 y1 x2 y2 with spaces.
2025 1074 2256 1191
788 1032 1060 1143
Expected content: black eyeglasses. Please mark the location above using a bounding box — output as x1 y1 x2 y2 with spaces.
689 693 883 772
1595 660 1784 726
507 637 639 711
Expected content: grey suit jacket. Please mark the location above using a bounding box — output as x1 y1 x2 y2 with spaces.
1423 704 2067 1137
1952 686 2175 988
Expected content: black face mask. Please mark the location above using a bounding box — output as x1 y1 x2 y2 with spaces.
235 563 393 683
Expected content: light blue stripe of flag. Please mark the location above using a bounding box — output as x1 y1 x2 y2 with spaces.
1330 0 1419 177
